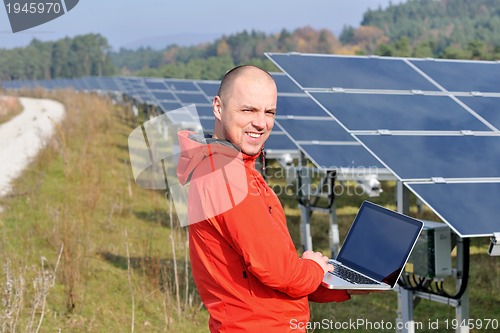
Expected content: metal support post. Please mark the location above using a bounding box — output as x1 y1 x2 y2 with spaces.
328 200 339 258
455 237 470 333
298 152 312 252
396 181 415 333
327 175 339 258
299 203 313 251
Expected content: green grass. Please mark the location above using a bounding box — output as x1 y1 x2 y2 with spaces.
0 90 208 332
0 91 498 332
269 170 500 333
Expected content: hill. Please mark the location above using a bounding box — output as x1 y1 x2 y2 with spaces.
352 0 500 59
1 0 499 82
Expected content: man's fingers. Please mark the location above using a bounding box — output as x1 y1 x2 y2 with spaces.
302 251 333 274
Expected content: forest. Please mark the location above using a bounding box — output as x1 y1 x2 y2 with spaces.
1 0 499 81
0 34 115 81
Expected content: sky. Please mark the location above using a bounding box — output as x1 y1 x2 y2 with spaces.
0 0 406 51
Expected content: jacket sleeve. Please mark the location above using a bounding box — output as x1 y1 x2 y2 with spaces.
215 181 325 299
308 285 351 303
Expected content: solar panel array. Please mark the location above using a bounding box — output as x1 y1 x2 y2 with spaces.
272 73 386 171
2 74 389 173
267 53 500 238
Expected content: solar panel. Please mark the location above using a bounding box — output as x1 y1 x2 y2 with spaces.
265 132 298 152
199 118 214 133
38 80 54 89
276 118 354 143
72 78 86 91
406 181 500 237
146 69 388 172
271 72 304 94
84 77 103 90
175 92 211 105
98 77 120 91
269 53 439 91
138 93 155 104
298 144 384 170
277 95 331 117
196 81 219 99
144 80 167 90
1 81 17 89
152 91 175 101
193 105 214 118
410 59 500 93
357 135 500 180
457 96 500 131
165 110 197 124
1 73 387 173
267 52 500 237
164 79 198 92
159 102 183 112
117 78 148 102
51 79 72 89
76 78 90 91
309 92 493 132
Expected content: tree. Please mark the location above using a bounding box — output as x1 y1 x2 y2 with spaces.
317 29 340 54
51 38 71 78
412 40 435 58
353 26 389 53
277 29 293 51
216 39 230 57
467 40 486 59
339 25 356 45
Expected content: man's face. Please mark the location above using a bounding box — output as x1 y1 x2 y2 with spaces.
214 71 277 156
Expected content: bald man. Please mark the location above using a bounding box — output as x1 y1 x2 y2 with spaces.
177 65 351 333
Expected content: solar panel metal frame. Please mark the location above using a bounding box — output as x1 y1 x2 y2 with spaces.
405 180 500 237
266 51 500 238
409 58 500 95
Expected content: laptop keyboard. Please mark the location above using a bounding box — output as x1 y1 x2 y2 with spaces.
330 261 380 285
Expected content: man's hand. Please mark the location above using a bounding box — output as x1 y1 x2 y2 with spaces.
302 250 333 274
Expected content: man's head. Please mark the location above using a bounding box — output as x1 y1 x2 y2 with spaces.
212 65 277 156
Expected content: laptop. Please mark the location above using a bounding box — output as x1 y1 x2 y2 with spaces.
322 201 423 290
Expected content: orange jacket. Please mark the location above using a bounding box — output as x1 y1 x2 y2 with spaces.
177 130 350 332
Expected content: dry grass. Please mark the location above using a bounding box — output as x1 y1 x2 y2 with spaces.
0 96 23 124
272 179 500 333
0 89 208 332
0 88 497 332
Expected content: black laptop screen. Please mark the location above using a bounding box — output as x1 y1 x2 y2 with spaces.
336 201 423 286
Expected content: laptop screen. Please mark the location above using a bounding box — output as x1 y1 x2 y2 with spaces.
336 201 423 286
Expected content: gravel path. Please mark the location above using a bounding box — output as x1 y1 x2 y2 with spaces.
0 97 65 198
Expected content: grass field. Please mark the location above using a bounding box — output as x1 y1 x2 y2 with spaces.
0 91 498 332
278 182 500 333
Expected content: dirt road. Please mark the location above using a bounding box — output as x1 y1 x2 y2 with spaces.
0 97 65 198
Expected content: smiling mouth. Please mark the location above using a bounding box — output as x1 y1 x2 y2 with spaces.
246 132 263 139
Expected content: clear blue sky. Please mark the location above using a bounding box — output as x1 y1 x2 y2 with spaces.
0 0 406 50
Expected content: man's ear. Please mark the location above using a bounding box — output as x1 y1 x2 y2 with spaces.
213 96 222 121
